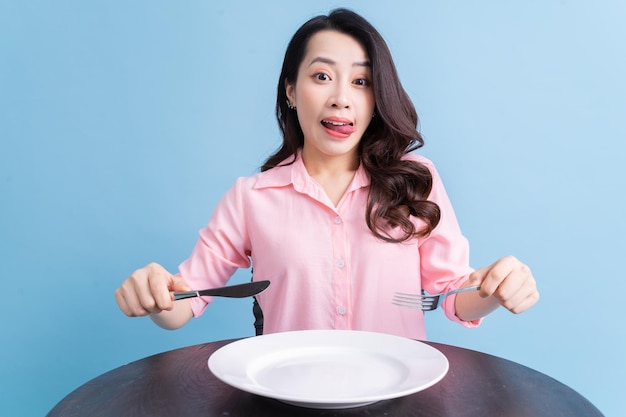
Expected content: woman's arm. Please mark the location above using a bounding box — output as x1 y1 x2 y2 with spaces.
455 256 539 321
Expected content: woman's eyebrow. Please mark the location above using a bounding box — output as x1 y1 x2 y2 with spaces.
308 56 371 68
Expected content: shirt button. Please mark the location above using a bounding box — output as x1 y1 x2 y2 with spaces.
337 306 347 315
336 259 345 268
334 216 342 224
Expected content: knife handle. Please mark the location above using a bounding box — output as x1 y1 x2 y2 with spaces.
173 291 200 301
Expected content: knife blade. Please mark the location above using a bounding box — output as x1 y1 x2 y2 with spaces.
173 280 270 301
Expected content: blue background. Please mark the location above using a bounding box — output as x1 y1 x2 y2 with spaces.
1 1 624 416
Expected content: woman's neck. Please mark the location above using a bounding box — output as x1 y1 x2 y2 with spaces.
300 148 359 177
301 148 360 206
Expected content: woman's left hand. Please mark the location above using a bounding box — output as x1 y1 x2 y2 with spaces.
469 255 539 314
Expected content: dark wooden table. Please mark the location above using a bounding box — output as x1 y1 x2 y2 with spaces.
47 338 604 417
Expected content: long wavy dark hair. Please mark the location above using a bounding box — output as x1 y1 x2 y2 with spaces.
262 8 440 242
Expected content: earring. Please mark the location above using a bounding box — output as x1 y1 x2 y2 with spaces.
372 111 376 118
287 100 296 110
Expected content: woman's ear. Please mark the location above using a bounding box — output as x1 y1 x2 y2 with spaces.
285 79 296 107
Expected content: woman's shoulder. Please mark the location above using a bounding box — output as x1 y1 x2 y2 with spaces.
230 162 294 191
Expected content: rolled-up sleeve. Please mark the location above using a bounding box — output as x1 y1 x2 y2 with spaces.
178 177 252 317
416 158 481 328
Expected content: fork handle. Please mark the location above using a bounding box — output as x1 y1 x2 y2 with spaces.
445 285 481 296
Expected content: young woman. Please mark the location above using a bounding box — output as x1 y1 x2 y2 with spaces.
115 9 538 340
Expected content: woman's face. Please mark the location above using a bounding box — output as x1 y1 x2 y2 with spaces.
286 30 375 169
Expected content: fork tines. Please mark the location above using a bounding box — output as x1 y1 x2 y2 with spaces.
393 285 480 312
392 293 440 311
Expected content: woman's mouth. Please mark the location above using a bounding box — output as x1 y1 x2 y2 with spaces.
321 119 355 136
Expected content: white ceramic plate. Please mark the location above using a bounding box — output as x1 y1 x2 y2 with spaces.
208 329 448 409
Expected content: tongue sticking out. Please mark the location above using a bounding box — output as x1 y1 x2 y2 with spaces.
322 121 355 135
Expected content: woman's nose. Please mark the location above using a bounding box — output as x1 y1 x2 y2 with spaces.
329 83 350 108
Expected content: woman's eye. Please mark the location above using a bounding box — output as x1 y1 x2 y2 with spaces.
315 73 330 81
353 78 370 87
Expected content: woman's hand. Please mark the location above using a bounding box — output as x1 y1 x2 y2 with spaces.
115 263 193 329
470 255 539 314
456 256 539 321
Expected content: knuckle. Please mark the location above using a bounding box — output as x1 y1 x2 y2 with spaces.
146 262 163 274
494 286 510 300
499 255 517 266
501 298 519 313
142 298 157 312
128 271 142 286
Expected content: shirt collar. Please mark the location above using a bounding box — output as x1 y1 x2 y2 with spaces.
253 151 370 193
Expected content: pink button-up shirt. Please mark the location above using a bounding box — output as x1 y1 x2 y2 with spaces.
179 153 480 340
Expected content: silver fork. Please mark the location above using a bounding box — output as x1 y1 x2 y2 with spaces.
392 285 481 311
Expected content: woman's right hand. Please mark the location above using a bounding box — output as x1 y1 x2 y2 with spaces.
115 262 192 318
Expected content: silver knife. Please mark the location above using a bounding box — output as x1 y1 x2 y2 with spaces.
173 280 270 301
